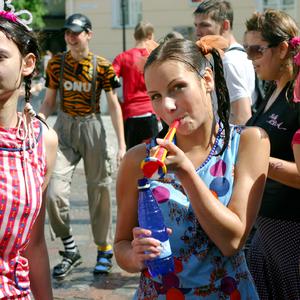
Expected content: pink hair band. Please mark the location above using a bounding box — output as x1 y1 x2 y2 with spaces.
290 37 300 48
0 11 18 23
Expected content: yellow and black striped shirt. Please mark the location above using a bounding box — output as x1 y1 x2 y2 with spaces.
45 51 121 116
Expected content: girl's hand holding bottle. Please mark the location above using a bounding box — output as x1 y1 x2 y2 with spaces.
131 227 161 271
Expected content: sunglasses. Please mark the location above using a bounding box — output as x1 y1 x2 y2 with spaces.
243 44 275 60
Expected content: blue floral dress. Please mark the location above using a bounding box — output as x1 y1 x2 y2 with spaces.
133 125 259 300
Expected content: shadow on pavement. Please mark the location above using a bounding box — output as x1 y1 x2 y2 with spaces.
52 269 139 299
92 272 140 289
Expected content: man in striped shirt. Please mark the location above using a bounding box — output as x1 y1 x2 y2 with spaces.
39 13 126 279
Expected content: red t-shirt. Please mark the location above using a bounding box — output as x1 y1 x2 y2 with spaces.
113 48 155 120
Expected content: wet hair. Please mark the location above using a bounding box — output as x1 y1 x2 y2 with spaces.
246 9 300 102
0 16 40 105
134 21 154 41
144 38 230 155
194 0 233 29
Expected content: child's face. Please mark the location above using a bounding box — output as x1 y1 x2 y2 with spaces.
0 31 23 100
144 60 214 136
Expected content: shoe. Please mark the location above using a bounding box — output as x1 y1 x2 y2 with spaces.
52 248 82 279
93 250 113 274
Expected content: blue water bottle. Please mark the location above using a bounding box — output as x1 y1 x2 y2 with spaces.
137 178 174 277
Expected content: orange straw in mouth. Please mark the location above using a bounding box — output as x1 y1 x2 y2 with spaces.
141 120 180 179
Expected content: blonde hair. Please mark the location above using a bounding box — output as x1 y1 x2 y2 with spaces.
134 21 154 41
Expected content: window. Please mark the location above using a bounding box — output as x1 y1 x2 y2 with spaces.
189 0 205 6
257 0 296 18
173 26 195 40
112 0 142 28
262 0 295 8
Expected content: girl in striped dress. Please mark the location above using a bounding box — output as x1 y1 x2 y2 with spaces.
0 10 58 300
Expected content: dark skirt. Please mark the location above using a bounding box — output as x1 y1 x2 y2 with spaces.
247 216 300 300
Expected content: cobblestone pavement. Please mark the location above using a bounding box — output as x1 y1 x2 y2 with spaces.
45 115 139 300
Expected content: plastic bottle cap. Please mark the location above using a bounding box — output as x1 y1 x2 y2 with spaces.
137 178 150 189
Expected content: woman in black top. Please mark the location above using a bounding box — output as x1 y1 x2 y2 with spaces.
244 9 300 300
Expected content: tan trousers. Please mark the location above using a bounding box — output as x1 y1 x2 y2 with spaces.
46 112 112 246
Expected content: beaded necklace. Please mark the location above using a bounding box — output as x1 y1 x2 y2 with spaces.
196 123 224 171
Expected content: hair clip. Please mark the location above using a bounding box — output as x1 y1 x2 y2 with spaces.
0 0 33 31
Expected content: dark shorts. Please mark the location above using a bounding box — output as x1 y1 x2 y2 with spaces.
124 114 159 150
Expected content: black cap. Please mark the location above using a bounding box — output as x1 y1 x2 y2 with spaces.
63 13 92 33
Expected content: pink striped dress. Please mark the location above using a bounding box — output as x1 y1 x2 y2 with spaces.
0 118 46 299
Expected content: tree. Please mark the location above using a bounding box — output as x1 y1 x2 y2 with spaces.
8 0 47 29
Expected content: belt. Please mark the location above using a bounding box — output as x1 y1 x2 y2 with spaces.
60 111 100 120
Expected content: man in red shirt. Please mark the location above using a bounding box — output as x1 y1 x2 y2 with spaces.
113 21 159 149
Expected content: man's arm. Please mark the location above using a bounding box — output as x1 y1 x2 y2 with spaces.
223 55 254 125
230 98 252 125
105 89 126 164
38 88 58 120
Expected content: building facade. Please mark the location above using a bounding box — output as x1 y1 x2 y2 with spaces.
64 0 299 62
42 0 66 54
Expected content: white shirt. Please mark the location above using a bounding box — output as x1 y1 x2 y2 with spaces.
223 43 257 105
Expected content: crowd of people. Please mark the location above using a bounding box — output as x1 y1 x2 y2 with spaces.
0 0 299 299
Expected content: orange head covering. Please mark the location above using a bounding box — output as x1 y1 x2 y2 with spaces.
196 35 229 57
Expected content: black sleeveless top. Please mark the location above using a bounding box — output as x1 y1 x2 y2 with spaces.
246 83 300 222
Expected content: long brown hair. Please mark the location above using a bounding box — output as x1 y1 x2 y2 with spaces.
246 9 300 103
145 37 230 155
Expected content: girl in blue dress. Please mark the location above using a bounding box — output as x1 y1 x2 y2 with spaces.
114 36 270 299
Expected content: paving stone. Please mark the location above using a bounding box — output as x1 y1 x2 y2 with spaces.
46 115 139 300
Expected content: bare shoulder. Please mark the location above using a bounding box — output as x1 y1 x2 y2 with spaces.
239 126 269 146
122 144 146 168
119 143 147 178
238 126 270 160
42 124 58 149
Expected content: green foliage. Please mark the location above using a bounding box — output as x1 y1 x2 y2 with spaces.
9 0 47 29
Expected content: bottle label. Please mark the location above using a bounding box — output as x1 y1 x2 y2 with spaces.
157 239 172 259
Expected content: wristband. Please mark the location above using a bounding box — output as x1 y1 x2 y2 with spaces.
291 129 300 147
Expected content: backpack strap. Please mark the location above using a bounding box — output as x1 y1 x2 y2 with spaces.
91 54 98 113
59 52 67 104
225 46 246 53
